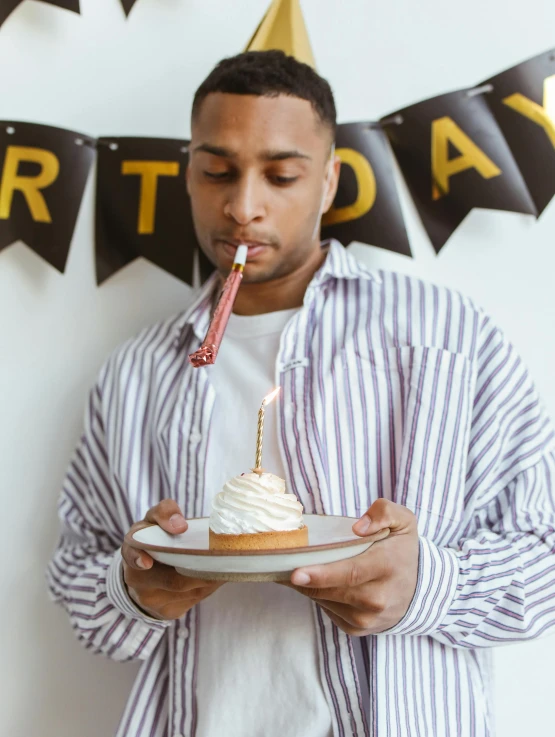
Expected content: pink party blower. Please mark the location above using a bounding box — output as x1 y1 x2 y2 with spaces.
188 245 248 367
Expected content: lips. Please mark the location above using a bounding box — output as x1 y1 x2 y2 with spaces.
219 240 270 261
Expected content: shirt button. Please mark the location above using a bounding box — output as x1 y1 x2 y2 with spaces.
177 627 190 639
189 431 202 445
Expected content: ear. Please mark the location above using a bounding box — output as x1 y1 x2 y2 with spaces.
185 161 191 196
322 155 341 215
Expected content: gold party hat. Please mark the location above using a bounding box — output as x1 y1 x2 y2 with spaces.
245 0 316 69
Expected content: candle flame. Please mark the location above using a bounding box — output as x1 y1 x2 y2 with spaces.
263 387 281 406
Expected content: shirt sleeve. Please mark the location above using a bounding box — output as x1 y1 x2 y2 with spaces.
388 317 555 647
45 374 170 662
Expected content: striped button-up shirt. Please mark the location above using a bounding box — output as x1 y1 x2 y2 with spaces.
47 240 555 737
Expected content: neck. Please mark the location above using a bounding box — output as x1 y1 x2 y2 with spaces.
226 243 327 316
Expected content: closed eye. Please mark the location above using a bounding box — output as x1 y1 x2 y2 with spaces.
272 176 299 185
203 171 299 185
203 171 230 180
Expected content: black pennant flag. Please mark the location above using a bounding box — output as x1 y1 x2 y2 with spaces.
41 0 79 11
382 88 537 253
0 0 80 29
482 49 555 216
120 0 138 17
95 137 199 285
0 121 94 271
0 0 25 27
322 122 411 256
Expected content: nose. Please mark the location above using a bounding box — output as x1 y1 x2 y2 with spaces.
223 172 266 225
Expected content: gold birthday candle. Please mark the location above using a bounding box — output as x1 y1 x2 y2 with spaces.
253 387 281 474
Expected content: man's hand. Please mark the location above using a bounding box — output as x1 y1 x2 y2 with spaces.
285 499 419 636
121 500 224 621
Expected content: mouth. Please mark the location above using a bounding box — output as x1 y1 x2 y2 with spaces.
217 239 271 262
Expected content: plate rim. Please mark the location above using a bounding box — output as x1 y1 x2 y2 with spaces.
125 514 388 557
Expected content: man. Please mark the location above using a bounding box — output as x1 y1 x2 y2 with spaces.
47 51 555 737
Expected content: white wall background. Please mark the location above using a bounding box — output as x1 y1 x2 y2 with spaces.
1 0 554 735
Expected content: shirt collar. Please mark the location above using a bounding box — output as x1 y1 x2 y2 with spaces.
172 239 381 348
309 238 381 289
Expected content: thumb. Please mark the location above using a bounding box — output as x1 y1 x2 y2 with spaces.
352 498 414 537
144 499 188 535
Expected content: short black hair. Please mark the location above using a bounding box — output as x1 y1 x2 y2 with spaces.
192 50 336 139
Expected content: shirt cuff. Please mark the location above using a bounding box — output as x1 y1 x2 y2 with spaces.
384 537 459 637
106 548 171 629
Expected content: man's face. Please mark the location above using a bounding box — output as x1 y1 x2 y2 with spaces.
187 92 338 283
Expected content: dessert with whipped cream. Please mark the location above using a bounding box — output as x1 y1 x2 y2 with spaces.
209 472 308 550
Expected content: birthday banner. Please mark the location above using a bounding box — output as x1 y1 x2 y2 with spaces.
1 48 555 285
0 1 79 31
119 0 139 16
483 53 555 215
321 122 411 257
95 136 195 285
0 0 139 27
0 121 95 272
382 87 537 253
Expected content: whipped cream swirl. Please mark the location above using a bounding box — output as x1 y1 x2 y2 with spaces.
209 472 304 534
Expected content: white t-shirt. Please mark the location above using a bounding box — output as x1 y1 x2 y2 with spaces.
195 308 334 737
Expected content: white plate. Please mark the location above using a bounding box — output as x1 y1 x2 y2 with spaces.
126 515 389 582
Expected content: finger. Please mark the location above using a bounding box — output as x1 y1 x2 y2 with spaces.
286 582 371 607
122 525 155 570
139 581 225 609
352 498 416 537
290 546 386 589
128 580 226 621
352 525 391 543
317 602 374 636
144 499 188 534
122 545 154 570
128 562 225 594
123 561 168 591
159 569 226 593
317 599 381 632
153 584 226 619
278 577 353 605
318 603 348 629
285 577 388 611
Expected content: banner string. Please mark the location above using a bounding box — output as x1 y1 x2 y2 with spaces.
367 83 498 131
75 137 98 149
466 84 494 98
0 81 503 142
0 122 98 150
376 115 404 128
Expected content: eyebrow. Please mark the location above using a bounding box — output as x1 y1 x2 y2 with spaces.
192 143 312 161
